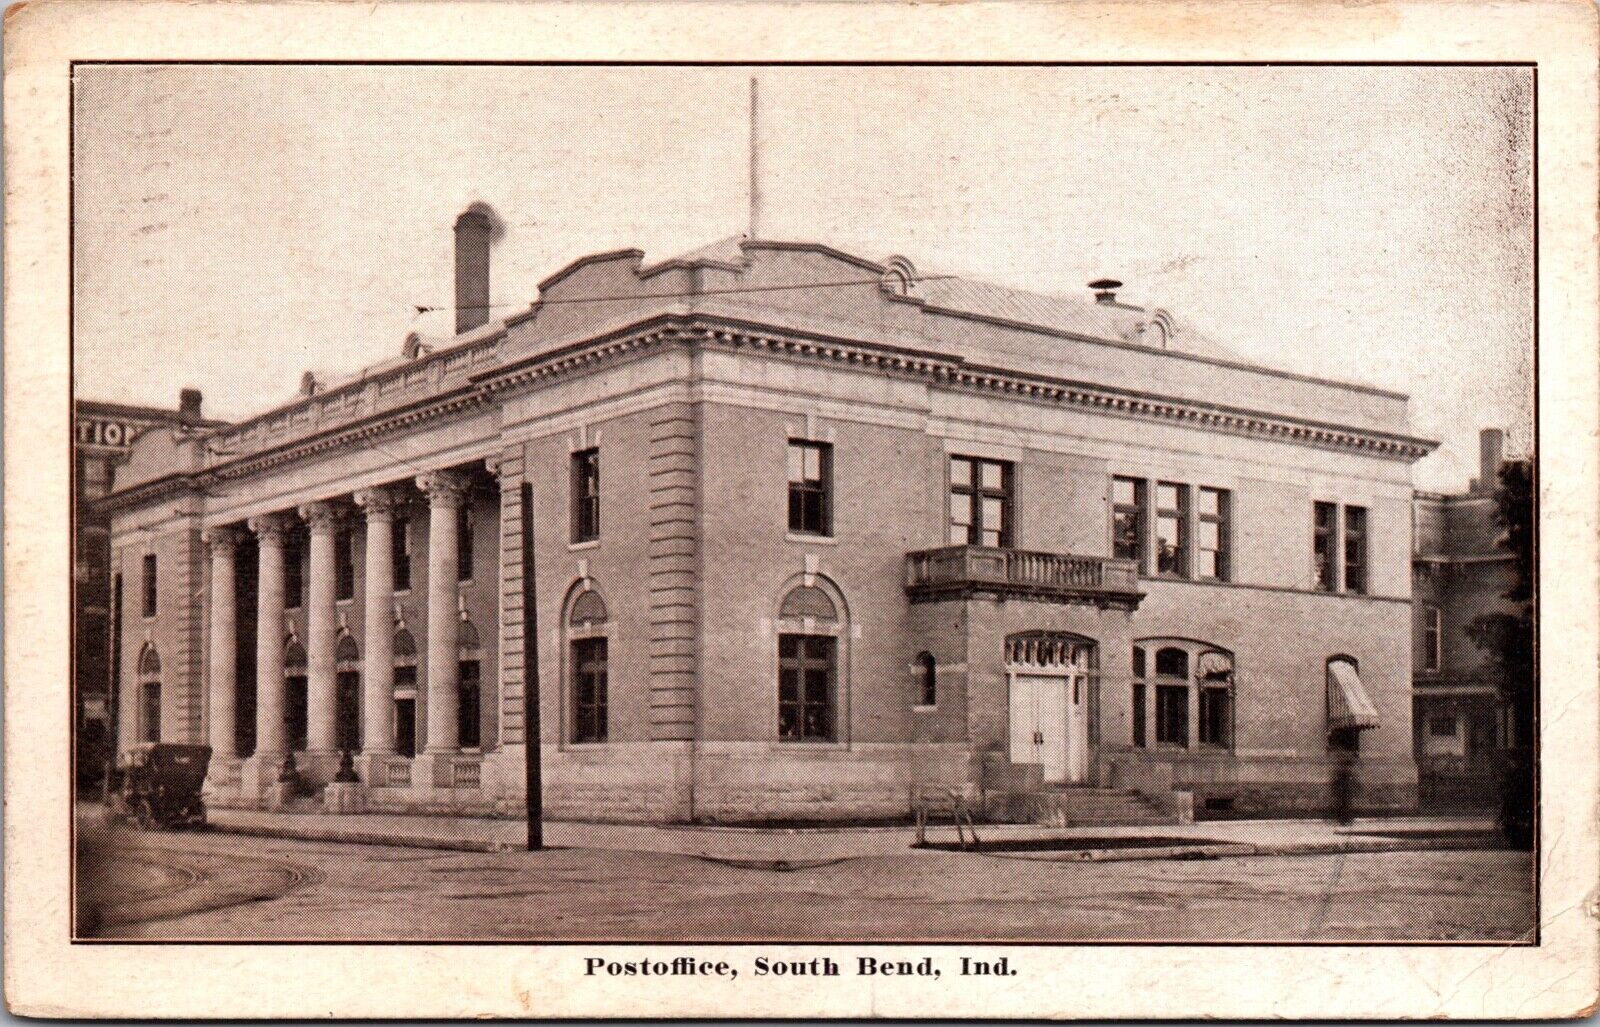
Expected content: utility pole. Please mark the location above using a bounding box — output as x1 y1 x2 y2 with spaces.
520 481 543 850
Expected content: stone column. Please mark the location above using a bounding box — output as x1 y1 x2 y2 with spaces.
203 526 243 766
242 512 292 798
300 501 343 768
418 471 470 765
354 487 398 777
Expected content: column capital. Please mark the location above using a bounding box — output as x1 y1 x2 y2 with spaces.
417 470 472 508
202 524 246 554
353 486 403 521
248 511 297 544
297 499 348 534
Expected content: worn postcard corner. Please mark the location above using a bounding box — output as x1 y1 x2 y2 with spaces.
4 0 1599 1019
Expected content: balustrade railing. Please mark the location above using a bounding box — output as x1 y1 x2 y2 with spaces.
905 544 1140 603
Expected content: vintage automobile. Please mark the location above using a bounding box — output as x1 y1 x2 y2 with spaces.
103 743 212 830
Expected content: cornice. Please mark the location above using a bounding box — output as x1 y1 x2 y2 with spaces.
102 309 1436 515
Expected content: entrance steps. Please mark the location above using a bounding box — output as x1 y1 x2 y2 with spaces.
983 786 1178 827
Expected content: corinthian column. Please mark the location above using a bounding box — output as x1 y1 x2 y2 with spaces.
203 526 243 764
354 486 398 766
300 501 344 758
418 470 470 755
244 512 294 795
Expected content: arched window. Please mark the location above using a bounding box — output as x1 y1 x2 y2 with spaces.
1132 639 1234 750
335 633 361 752
779 585 837 623
775 577 850 743
458 619 482 749
393 627 417 666
283 638 308 751
565 584 610 744
570 590 608 628
137 644 162 743
915 652 937 708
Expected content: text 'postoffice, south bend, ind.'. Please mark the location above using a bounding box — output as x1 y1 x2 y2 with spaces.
100 208 1437 825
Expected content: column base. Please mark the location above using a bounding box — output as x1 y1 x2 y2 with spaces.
240 751 288 803
202 757 245 808
294 750 346 790
410 750 461 791
357 750 399 787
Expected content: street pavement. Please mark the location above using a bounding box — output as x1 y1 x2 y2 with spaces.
77 809 1533 943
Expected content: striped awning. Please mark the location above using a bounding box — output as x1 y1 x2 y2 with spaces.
1327 659 1380 732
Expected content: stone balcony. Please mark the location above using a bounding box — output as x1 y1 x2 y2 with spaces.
904 544 1143 610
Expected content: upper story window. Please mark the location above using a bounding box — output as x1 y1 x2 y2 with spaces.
571 448 600 543
1112 476 1146 564
1154 482 1190 577
915 651 937 708
1196 486 1231 582
1314 501 1368 595
1421 604 1442 673
950 456 1013 548
392 514 412 592
1343 505 1368 595
457 503 474 582
787 440 833 536
335 525 356 601
141 553 158 618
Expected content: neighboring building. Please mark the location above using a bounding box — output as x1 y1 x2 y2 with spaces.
74 392 220 785
1411 428 1526 810
101 213 1436 823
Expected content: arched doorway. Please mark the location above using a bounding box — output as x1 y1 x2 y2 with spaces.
1005 632 1096 784
335 633 361 753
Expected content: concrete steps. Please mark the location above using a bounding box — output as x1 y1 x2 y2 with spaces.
983 786 1179 827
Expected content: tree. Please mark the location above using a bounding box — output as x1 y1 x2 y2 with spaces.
1463 457 1534 848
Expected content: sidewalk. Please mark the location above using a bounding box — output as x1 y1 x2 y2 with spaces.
206 807 1502 863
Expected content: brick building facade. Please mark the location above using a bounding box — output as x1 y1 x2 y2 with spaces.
101 220 1436 822
1411 428 1526 810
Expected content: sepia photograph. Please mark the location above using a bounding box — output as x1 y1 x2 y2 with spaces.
64 59 1543 947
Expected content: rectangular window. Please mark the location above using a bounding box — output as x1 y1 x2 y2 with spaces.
1112 476 1147 566
949 456 1013 548
457 503 474 582
1429 714 1458 738
1196 486 1231 581
392 515 411 592
393 666 417 757
1156 684 1188 746
1422 605 1442 673
1132 683 1147 747
458 659 481 749
1199 685 1232 747
1154 482 1189 577
787 440 833 536
141 681 161 743
778 633 836 742
572 638 608 743
140 553 158 618
335 526 356 600
285 535 305 610
1343 505 1368 595
286 676 308 751
571 449 600 543
1313 501 1338 592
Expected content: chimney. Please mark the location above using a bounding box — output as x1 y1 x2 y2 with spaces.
1478 428 1505 493
178 387 203 423
1088 278 1123 305
454 207 493 335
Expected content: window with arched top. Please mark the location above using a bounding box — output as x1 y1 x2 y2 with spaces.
1132 639 1234 750
393 627 417 667
335 633 361 667
137 644 162 743
779 585 837 623
283 639 307 672
457 619 483 749
283 639 308 750
334 633 361 752
138 644 162 678
775 576 851 743
569 590 608 628
565 584 611 745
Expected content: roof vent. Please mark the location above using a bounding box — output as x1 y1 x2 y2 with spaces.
1088 278 1122 305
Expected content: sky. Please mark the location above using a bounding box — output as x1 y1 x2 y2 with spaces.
72 64 1533 490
